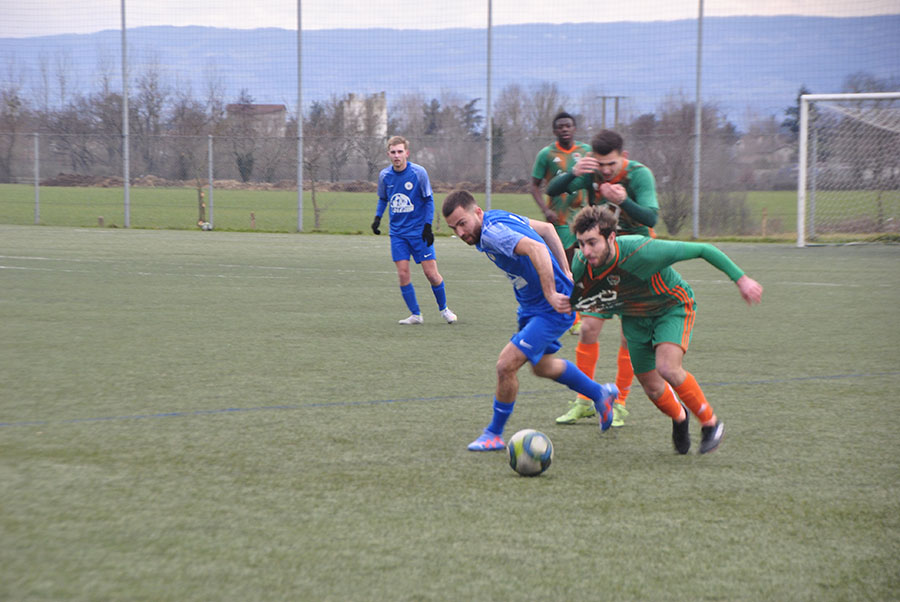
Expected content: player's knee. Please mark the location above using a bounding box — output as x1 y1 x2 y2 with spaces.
655 362 684 386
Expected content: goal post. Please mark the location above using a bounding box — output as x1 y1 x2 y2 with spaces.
797 92 900 247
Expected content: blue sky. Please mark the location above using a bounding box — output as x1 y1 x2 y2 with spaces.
3 0 899 38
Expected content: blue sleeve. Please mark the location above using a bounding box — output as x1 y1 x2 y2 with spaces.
481 220 524 259
416 165 434 225
376 171 388 217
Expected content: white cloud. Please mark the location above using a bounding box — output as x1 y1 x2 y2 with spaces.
2 0 898 38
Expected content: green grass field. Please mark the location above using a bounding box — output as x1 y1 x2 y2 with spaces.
5 183 900 242
1 183 805 236
2 225 899 601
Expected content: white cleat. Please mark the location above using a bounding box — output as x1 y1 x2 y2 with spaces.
440 307 458 324
398 314 424 325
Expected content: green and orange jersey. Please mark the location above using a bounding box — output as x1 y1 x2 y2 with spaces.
570 235 745 318
547 158 658 236
531 140 592 225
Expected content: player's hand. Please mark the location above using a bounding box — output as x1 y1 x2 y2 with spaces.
422 223 434 246
543 208 559 225
736 275 763 305
599 183 627 205
548 291 572 314
371 216 381 235
573 156 599 176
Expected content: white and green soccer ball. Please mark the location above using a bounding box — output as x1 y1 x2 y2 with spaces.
506 429 553 477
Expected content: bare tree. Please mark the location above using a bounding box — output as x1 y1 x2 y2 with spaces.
133 59 169 175
228 88 257 182
350 93 387 180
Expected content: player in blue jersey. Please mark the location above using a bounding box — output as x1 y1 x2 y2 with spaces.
442 189 618 451
372 136 457 325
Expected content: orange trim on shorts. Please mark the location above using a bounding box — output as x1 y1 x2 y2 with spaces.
650 273 696 349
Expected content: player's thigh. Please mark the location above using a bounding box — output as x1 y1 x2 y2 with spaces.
579 313 607 342
390 236 414 263
512 312 571 366
408 235 436 264
621 316 657 374
650 304 694 355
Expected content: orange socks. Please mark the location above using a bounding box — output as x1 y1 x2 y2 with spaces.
575 341 599 402
651 384 685 421
674 372 715 426
615 345 634 405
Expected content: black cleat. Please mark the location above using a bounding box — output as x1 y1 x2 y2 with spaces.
699 420 725 454
672 404 691 455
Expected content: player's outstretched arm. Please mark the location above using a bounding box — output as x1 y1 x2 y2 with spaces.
735 275 763 305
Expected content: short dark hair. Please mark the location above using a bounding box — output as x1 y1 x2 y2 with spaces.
553 111 576 127
591 130 624 155
442 189 477 218
572 205 618 237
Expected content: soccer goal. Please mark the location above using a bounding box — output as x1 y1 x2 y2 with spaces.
797 92 900 247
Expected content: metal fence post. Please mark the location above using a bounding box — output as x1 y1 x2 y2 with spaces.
33 132 40 224
208 134 214 227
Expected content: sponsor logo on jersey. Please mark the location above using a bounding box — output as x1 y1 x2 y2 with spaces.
574 288 618 312
390 193 415 214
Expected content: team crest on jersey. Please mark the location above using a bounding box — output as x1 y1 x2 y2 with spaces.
404 181 413 191
390 193 414 213
608 275 620 286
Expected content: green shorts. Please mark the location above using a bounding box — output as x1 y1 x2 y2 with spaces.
580 310 615 320
620 301 696 374
554 224 577 250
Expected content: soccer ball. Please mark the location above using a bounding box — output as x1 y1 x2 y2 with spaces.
506 429 553 477
200 221 213 231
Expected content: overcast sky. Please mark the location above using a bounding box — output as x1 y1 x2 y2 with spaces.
3 0 898 38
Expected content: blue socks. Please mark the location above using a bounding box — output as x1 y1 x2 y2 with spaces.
402 281 448 314
400 283 420 315
487 397 515 436
431 281 447 311
556 360 602 401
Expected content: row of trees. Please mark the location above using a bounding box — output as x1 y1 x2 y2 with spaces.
1 59 896 233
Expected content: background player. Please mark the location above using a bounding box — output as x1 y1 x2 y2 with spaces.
372 136 457 325
441 190 618 451
546 129 659 427
529 111 591 257
566 205 763 454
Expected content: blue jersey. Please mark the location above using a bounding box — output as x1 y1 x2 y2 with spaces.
477 210 574 315
376 162 434 237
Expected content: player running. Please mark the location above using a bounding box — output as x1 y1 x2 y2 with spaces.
372 136 457 325
546 129 659 428
442 190 618 451
565 205 763 454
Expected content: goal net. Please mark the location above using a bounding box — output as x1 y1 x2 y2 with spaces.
797 92 900 246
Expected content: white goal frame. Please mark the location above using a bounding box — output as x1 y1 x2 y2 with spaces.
797 92 900 247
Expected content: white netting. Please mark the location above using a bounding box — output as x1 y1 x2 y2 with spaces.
801 94 900 243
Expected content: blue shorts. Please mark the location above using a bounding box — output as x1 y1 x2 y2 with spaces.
511 310 575 365
391 233 435 263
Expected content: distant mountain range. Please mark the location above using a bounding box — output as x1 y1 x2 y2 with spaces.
2 16 898 128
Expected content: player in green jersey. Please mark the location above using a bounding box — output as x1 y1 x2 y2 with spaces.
546 130 659 428
565 204 763 454
530 111 592 253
